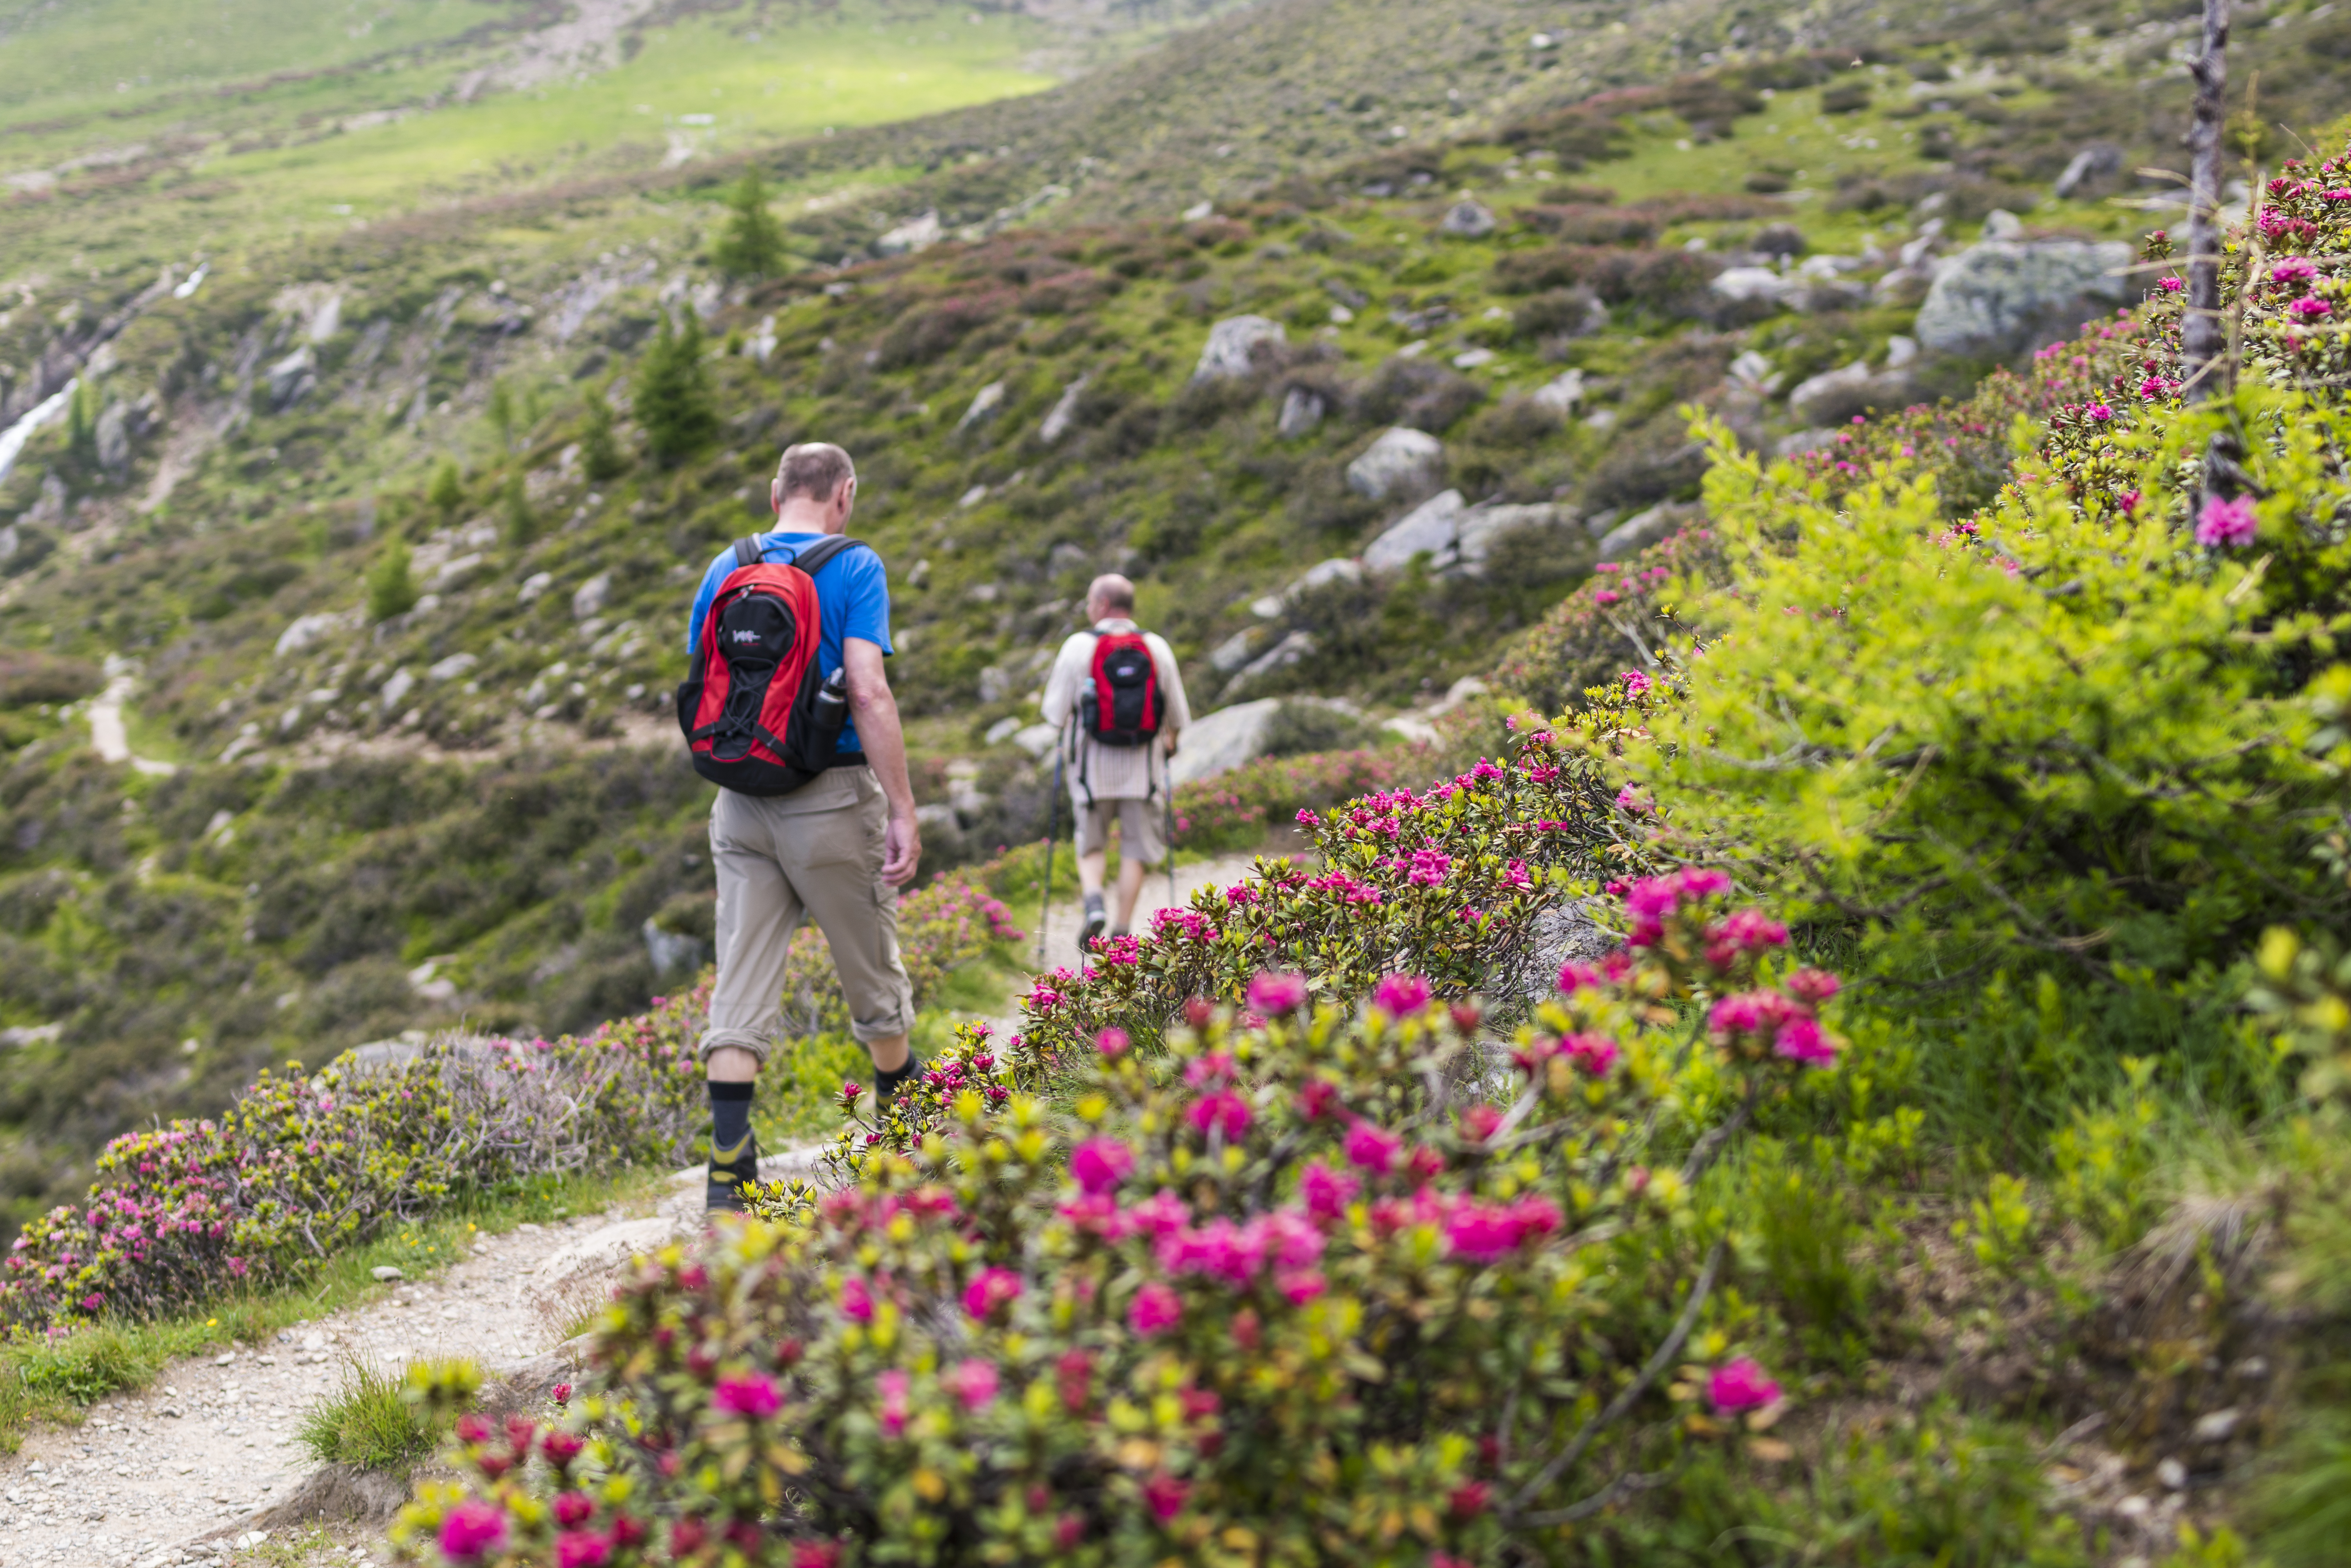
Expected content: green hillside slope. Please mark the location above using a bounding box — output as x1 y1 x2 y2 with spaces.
4 0 2351 1237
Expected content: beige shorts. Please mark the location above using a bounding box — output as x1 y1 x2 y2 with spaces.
698 768 916 1062
1073 795 1166 866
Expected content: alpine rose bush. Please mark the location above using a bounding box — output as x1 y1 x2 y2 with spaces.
397 872 1834 1563
2 994 709 1328
1002 736 1628 1079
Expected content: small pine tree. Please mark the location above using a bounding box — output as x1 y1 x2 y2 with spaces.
65 379 97 464
635 312 718 466
711 165 784 279
487 381 516 451
427 459 464 522
582 392 630 482
502 471 535 547
367 538 419 622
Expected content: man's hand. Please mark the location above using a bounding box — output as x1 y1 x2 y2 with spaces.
882 810 921 887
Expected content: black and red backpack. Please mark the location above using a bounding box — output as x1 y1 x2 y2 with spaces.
675 535 869 795
1082 629 1164 749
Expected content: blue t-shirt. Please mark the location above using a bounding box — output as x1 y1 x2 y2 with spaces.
686 531 892 754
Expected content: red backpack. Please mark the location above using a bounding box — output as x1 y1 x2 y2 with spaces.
1082 629 1164 749
675 535 867 795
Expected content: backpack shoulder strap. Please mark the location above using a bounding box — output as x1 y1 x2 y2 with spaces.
730 535 764 571
787 535 871 576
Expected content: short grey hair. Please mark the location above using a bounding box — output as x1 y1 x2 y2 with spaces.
1087 573 1136 614
776 442 855 501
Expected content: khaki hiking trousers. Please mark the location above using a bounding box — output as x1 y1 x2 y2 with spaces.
698 767 916 1062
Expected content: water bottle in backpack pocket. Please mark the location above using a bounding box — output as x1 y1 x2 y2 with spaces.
675 535 869 795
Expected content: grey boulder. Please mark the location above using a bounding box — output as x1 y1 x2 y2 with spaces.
1439 199 1497 238
1362 489 1466 570
1914 239 2133 357
1345 426 1445 500
1193 314 1286 382
1596 502 1698 562
1362 491 1578 575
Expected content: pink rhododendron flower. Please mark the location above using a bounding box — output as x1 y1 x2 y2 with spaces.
555 1532 611 1568
877 1369 910 1437
1143 1473 1190 1523
1708 990 1791 1037
1187 1089 1252 1141
963 1267 1023 1321
1707 908 1789 966
1298 1078 1341 1120
1343 1121 1404 1174
2197 493 2258 547
790 1543 842 1568
711 1373 782 1419
553 1493 597 1529
1300 1161 1359 1222
2273 257 2319 284
1707 1357 1782 1413
1246 971 1308 1013
1773 1013 1838 1067
839 1275 874 1323
1183 1052 1236 1089
1557 961 1604 993
1559 1033 1620 1077
2157 275 2184 292
1124 1190 1192 1238
1614 784 1653 814
944 1358 999 1412
1094 1026 1130 1057
1069 1138 1135 1196
1442 1195 1562 1263
1785 967 1842 1003
1373 973 1432 1015
439 1501 506 1560
2288 295 2333 319
2084 403 2113 422
1277 1268 1328 1303
1621 669 1653 697
1459 1103 1503 1142
1129 1281 1183 1336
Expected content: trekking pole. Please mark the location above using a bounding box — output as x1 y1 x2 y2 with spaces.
1164 788 1178 910
1037 749 1062 971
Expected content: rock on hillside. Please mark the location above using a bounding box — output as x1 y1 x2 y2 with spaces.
1914 239 2135 357
1346 428 1445 500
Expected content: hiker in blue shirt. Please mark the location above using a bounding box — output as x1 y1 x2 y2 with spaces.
685 442 922 1212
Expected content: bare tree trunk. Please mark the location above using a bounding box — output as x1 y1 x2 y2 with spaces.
2182 0 2233 402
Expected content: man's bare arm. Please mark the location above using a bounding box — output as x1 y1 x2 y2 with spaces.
844 636 920 886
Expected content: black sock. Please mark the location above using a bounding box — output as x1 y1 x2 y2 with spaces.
874 1057 917 1107
709 1080 755 1169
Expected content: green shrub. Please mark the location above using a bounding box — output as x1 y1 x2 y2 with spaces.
634 312 719 466
298 1357 470 1472
427 460 464 522
399 868 1849 1562
366 538 419 624
580 393 630 482
710 167 785 280
1622 387 2349 1116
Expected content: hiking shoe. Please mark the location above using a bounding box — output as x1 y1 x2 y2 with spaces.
1081 893 1108 951
706 1127 759 1214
